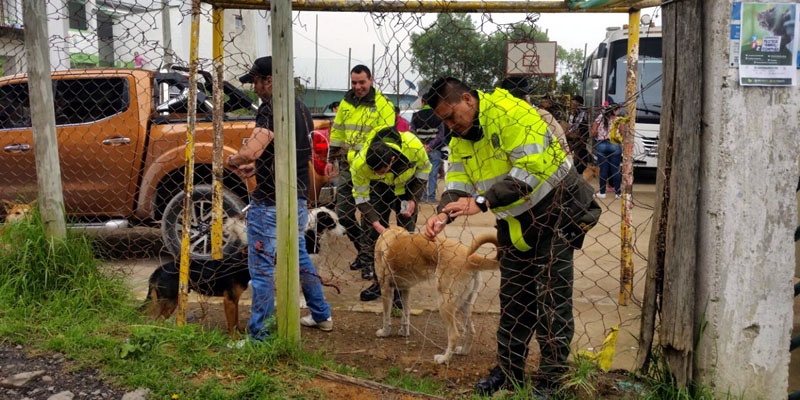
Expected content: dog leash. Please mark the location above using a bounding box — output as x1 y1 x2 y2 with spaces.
254 240 341 295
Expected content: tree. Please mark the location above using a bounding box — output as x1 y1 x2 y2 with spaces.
410 16 585 97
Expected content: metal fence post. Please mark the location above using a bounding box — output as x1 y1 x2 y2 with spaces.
619 9 640 306
211 7 225 260
23 0 66 239
271 0 301 343
177 0 202 327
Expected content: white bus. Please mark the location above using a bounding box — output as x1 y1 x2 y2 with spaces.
582 23 662 168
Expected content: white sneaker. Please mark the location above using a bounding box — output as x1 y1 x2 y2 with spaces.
594 192 607 199
300 315 333 332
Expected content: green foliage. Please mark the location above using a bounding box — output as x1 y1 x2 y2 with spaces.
410 15 585 96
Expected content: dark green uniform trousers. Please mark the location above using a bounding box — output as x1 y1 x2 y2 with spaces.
494 176 581 381
335 167 363 256
358 182 418 270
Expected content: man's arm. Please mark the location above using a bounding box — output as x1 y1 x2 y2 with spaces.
228 127 274 167
482 109 549 209
435 144 473 222
328 105 348 163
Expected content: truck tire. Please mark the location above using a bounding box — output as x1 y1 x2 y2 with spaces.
161 184 247 261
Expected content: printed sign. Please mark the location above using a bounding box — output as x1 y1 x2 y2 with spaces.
739 3 799 86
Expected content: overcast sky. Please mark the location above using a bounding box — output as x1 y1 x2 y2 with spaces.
288 7 661 93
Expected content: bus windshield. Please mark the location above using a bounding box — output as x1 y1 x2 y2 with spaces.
605 37 662 124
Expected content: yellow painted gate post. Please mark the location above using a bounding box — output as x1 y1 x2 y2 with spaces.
178 0 202 326
271 0 301 343
619 9 640 306
211 7 225 260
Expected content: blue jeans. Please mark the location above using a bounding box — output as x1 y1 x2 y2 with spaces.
595 140 621 194
246 200 331 341
425 149 442 202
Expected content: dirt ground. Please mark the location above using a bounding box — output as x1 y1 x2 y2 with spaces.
94 173 659 392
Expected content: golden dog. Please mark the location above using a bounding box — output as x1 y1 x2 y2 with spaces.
374 226 499 364
2 199 35 223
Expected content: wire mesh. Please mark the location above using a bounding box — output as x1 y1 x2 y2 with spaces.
0 0 662 392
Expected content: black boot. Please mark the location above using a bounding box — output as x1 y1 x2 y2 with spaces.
360 266 375 280
360 282 381 301
349 258 362 271
474 366 508 396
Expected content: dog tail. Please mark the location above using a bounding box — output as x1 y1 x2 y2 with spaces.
467 233 499 256
466 233 501 271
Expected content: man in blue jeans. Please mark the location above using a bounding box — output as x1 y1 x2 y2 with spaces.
228 56 332 341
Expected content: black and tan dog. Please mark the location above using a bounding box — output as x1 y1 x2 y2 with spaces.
143 215 249 335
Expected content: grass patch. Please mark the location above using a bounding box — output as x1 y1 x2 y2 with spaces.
384 366 447 396
0 209 453 398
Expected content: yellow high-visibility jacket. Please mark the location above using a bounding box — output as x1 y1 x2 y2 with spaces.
443 88 572 250
329 88 395 165
350 127 430 223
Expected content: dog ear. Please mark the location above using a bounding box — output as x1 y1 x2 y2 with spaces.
1 199 16 211
27 199 37 208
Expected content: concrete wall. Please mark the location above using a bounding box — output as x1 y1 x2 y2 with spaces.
695 1 800 398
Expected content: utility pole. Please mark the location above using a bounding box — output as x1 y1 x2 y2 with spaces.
313 14 318 111
161 0 173 69
23 0 66 239
347 47 351 90
371 44 375 77
396 44 400 108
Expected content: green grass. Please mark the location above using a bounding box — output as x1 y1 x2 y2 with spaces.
384 366 447 395
0 209 442 399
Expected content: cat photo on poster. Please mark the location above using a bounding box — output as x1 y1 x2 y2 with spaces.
739 2 798 86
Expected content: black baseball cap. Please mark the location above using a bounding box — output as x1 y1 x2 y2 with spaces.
239 56 272 83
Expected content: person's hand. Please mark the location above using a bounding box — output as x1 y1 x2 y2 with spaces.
372 221 386 235
226 154 237 168
424 212 448 241
324 163 338 177
237 164 256 178
400 200 416 217
442 197 483 218
424 144 430 152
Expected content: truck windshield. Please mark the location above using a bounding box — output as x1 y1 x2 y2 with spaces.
605 37 662 124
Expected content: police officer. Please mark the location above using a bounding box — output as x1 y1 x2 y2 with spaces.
328 65 395 285
351 126 431 300
422 77 599 396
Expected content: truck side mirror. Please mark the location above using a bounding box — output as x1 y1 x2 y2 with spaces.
590 58 603 79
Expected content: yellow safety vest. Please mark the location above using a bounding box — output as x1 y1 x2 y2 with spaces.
329 89 396 164
350 128 431 204
444 88 572 251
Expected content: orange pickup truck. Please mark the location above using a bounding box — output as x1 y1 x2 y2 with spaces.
0 68 333 259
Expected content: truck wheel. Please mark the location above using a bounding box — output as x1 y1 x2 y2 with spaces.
161 184 246 261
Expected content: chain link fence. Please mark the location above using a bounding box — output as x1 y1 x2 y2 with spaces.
0 0 661 390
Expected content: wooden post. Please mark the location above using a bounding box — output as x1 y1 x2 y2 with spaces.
23 0 66 239
211 6 224 260
177 0 201 327
271 0 301 343
618 9 639 306
657 0 702 387
637 1 702 388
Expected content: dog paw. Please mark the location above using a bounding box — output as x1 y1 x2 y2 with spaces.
376 328 391 337
434 354 450 364
399 325 410 337
454 346 469 355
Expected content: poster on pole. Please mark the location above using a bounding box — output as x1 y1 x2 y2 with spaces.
739 3 798 86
